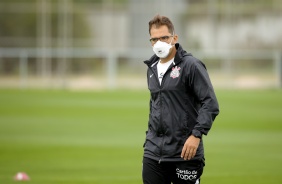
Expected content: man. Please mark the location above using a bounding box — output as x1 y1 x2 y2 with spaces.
142 15 219 184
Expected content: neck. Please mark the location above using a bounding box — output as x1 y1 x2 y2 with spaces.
160 46 176 63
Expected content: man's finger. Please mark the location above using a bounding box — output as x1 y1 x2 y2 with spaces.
181 145 187 158
184 147 191 160
188 148 196 160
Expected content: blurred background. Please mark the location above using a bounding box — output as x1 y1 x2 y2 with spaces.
0 1 282 184
0 0 281 90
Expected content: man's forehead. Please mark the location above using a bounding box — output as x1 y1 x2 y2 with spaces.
150 25 170 36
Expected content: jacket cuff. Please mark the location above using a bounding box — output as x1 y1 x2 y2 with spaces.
192 129 202 139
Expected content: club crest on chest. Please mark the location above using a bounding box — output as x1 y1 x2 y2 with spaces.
170 66 181 79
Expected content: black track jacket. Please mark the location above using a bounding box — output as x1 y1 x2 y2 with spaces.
143 43 219 163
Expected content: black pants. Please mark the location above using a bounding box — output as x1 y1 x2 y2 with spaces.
142 157 204 184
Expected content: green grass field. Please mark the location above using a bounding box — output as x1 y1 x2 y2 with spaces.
0 88 282 184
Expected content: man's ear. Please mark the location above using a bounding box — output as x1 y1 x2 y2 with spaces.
173 34 178 44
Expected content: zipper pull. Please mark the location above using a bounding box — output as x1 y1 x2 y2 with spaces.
158 159 161 164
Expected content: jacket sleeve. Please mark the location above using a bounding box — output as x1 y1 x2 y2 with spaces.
188 59 219 136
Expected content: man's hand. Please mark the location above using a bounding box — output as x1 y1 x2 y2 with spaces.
181 135 201 160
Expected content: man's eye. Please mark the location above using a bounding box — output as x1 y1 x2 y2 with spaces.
161 36 169 40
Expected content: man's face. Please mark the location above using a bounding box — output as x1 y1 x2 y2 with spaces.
150 25 177 46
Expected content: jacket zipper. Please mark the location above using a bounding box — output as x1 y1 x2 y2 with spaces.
149 67 164 163
156 63 176 164
149 62 176 164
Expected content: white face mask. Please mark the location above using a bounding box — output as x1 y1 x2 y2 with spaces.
152 37 174 58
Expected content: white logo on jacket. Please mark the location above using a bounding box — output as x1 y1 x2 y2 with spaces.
170 66 181 79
